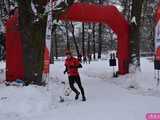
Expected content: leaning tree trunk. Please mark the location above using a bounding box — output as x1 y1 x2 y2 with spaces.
130 0 143 68
18 0 47 85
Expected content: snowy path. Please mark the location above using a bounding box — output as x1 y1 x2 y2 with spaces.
0 58 160 120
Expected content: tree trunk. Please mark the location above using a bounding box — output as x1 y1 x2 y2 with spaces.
82 22 85 56
87 24 91 57
98 0 103 59
71 22 80 56
54 28 58 59
18 0 47 85
122 0 132 21
92 24 96 60
65 22 70 51
50 32 54 64
98 23 102 59
17 0 75 85
130 0 143 67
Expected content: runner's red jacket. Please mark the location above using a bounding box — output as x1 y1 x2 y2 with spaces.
64 57 81 76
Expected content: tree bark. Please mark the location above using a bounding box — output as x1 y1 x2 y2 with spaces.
130 0 143 67
82 22 85 56
18 0 47 85
98 23 102 59
50 32 54 64
92 24 96 60
54 28 58 59
65 22 70 51
98 0 103 59
17 0 75 85
71 22 80 56
87 24 91 57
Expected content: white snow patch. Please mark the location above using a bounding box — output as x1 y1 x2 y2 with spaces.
0 57 160 120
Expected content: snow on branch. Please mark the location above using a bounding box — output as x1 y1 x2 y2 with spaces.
31 0 78 23
31 1 37 16
131 16 137 25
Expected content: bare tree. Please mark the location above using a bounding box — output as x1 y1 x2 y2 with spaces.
54 27 58 60
17 0 75 85
130 0 144 68
98 23 102 59
92 24 96 60
71 22 80 56
17 0 47 85
87 24 91 57
97 0 103 59
82 22 85 57
65 22 70 51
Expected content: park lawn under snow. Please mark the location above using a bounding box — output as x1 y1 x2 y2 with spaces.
0 57 160 120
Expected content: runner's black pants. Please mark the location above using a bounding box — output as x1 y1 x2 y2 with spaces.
68 76 85 97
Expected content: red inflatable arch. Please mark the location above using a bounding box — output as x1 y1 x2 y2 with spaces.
5 3 129 81
60 3 130 74
5 15 24 81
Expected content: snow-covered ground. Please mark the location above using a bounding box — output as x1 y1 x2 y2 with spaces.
0 57 160 120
